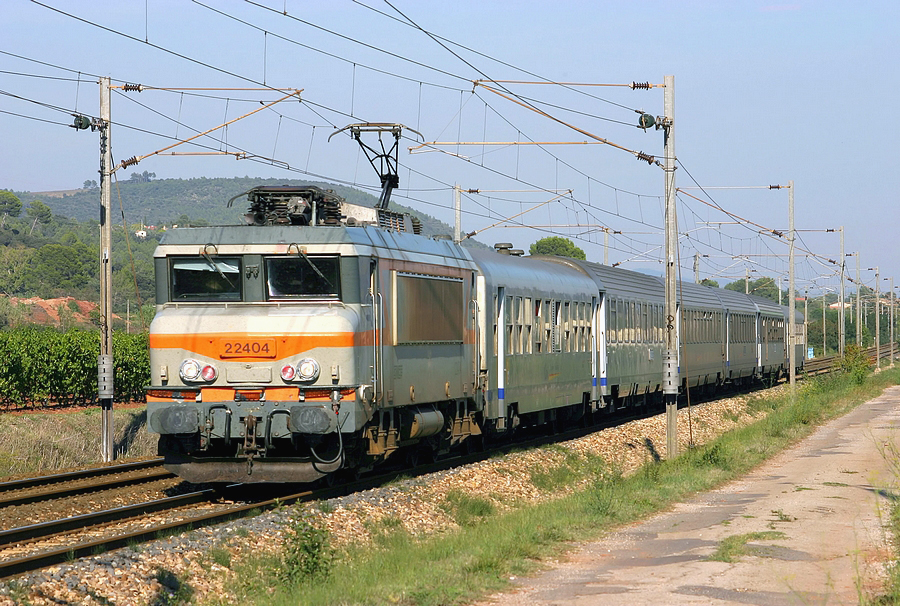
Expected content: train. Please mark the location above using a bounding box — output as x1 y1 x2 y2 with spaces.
146 184 805 484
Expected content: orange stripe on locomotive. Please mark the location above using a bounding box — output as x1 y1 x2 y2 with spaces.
148 331 369 362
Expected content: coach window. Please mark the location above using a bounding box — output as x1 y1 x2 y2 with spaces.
171 257 242 301
266 256 340 300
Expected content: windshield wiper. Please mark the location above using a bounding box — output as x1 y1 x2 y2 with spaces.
288 243 334 290
200 244 235 289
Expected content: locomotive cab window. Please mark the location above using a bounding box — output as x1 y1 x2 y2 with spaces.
170 257 242 301
266 256 340 300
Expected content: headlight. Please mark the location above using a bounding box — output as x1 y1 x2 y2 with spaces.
180 359 217 383
296 358 320 382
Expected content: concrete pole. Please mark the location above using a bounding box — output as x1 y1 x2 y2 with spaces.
822 292 827 357
804 291 808 356
856 254 862 346
745 268 750 294
891 276 894 368
453 184 461 243
873 268 880 367
98 76 114 463
604 228 609 265
839 227 845 356
788 180 796 394
663 75 678 460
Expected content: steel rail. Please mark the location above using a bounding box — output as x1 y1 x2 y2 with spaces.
0 489 217 546
0 458 164 494
0 486 316 580
0 467 175 509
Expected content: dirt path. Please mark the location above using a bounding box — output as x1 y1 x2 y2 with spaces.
477 385 900 605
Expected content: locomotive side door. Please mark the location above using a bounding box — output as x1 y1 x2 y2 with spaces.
366 257 383 409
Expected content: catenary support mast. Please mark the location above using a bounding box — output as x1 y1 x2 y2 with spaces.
98 77 114 463
663 75 678 459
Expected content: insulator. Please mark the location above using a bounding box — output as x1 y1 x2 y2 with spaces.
631 81 650 90
120 156 139 169
123 83 143 93
637 113 656 130
636 151 655 165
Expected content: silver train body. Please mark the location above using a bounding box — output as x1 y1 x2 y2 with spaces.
146 186 805 483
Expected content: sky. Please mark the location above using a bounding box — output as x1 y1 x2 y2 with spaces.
2 0 898 299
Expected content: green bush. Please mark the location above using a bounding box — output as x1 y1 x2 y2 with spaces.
277 513 334 584
839 344 870 385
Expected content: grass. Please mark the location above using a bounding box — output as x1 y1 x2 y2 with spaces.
0 405 156 477
707 531 788 562
213 367 900 605
441 490 496 527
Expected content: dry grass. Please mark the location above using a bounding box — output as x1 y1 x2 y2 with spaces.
0 406 156 478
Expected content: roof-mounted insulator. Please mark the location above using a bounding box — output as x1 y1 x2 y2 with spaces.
123 83 143 93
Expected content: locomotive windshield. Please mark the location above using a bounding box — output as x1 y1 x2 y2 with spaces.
266 255 340 300
170 257 242 301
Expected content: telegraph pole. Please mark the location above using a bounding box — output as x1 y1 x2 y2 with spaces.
788 180 796 394
662 75 678 459
98 77 115 463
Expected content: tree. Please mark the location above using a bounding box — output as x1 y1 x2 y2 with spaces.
529 236 586 260
83 179 98 189
129 171 156 183
699 278 719 288
0 191 22 218
26 200 53 226
724 276 782 303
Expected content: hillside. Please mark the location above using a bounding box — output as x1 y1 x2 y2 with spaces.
0 177 488 317
14 177 485 247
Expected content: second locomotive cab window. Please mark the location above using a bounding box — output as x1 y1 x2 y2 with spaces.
266 256 340 300
171 257 242 301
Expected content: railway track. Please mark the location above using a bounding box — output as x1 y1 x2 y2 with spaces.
0 458 171 508
1 349 894 581
0 398 666 581
802 343 893 376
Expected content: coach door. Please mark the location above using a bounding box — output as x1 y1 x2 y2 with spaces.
592 293 607 409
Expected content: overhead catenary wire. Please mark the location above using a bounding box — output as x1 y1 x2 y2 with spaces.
19 3 857 287
351 0 644 115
